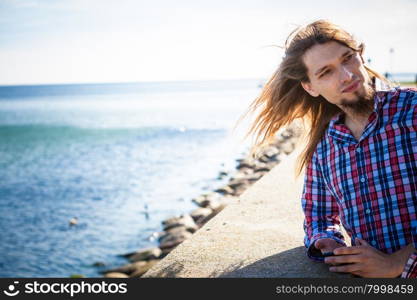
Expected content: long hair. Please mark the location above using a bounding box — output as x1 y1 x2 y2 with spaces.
236 19 392 177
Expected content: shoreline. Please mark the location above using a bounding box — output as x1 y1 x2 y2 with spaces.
98 122 303 278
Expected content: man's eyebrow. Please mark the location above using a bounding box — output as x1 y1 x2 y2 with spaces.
314 50 354 76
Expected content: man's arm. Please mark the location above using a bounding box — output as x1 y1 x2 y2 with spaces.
302 151 346 262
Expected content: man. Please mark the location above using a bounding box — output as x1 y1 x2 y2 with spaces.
241 20 417 277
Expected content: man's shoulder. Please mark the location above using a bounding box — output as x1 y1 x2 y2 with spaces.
379 86 417 108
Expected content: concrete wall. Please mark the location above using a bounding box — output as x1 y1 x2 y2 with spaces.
142 143 351 278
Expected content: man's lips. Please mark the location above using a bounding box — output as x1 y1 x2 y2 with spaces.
342 80 360 93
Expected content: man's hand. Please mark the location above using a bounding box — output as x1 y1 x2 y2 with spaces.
314 238 345 254
324 238 415 278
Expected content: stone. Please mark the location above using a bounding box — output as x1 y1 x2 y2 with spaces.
190 207 213 222
192 195 209 207
254 164 271 173
160 245 177 257
129 260 160 278
158 226 193 243
227 178 247 189
127 247 162 262
214 185 235 195
162 214 198 232
244 173 264 182
236 159 256 170
104 272 129 278
102 261 150 275
159 230 193 249
281 141 295 154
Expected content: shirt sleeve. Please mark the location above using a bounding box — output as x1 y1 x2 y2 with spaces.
401 252 417 278
401 220 417 278
301 150 346 262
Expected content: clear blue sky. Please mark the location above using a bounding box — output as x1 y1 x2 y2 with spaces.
1 0 416 85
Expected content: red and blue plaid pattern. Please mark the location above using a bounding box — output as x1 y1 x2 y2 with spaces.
302 86 417 278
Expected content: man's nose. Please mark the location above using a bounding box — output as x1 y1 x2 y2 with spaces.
340 66 354 82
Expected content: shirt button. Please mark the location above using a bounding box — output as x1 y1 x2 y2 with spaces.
365 208 371 214
356 147 362 153
360 177 366 183
371 240 377 246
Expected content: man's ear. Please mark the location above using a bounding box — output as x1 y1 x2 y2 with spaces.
301 81 320 97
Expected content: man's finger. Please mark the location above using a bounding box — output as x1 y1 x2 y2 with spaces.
333 246 363 255
329 263 362 273
324 254 362 265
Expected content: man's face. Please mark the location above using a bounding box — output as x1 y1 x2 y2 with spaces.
301 41 374 109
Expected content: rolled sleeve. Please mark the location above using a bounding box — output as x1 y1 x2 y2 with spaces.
401 252 417 278
302 151 345 262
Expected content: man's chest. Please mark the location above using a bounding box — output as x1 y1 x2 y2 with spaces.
319 109 417 208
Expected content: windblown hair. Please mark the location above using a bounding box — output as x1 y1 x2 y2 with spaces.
236 19 392 177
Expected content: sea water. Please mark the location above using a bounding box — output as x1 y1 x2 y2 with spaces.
0 79 261 277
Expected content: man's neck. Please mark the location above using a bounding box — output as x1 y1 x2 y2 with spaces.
343 108 373 141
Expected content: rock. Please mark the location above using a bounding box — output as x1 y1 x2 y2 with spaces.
236 158 256 170
162 214 198 232
254 164 271 173
219 170 228 176
159 230 193 249
190 207 213 223
160 245 177 257
191 195 209 207
102 261 151 275
158 226 194 243
195 204 227 226
214 185 235 195
227 178 247 189
92 262 106 267
263 146 280 158
104 272 129 278
280 140 295 154
129 260 160 278
244 173 264 182
69 217 78 226
126 247 162 262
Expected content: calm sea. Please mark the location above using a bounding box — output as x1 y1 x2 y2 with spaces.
0 79 261 277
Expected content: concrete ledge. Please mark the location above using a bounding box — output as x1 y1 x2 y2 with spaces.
142 143 350 278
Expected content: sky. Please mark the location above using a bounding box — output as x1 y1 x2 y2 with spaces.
0 0 416 85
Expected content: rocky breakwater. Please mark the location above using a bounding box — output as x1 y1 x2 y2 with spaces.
101 123 303 278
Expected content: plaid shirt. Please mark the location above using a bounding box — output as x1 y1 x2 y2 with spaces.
302 83 417 278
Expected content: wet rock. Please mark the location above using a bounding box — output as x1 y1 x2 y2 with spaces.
159 230 193 249
214 185 235 195
190 207 213 223
280 140 295 154
227 178 247 189
236 158 256 170
158 226 194 243
244 173 264 182
162 214 198 232
103 261 153 276
104 272 129 278
191 194 211 207
254 164 271 173
129 260 160 278
126 247 162 262
160 245 177 257
92 262 106 267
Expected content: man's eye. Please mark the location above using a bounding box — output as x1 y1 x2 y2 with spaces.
343 54 354 62
319 70 330 78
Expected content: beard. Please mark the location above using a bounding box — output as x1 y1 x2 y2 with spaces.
339 81 375 117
